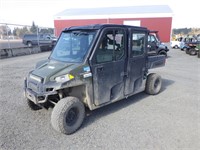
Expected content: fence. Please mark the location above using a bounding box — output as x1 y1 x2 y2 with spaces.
0 23 55 49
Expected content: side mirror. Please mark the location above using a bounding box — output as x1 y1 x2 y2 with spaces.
147 44 151 51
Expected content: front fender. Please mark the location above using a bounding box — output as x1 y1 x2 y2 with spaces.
158 50 167 57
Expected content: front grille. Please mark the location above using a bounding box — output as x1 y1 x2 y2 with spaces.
38 96 45 101
28 82 39 93
46 88 54 92
27 74 44 93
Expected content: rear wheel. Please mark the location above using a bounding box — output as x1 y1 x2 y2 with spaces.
145 73 162 95
174 45 178 49
197 51 200 58
189 49 197 55
52 41 56 47
51 96 85 135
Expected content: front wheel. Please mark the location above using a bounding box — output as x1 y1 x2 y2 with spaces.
145 73 162 95
27 41 32 47
51 97 85 135
185 49 190 54
158 50 167 57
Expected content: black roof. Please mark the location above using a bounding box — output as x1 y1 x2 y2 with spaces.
64 24 148 31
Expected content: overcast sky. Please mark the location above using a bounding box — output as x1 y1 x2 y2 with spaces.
0 0 199 28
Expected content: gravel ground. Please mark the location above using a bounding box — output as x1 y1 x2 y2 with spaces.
0 49 200 150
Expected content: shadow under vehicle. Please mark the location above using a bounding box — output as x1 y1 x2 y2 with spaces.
24 24 166 135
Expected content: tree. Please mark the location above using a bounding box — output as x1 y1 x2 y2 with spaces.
39 28 54 34
13 27 19 36
39 28 49 34
15 26 31 38
172 28 192 35
30 21 37 34
0 25 11 35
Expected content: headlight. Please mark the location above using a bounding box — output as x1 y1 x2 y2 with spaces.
30 74 42 83
55 74 74 83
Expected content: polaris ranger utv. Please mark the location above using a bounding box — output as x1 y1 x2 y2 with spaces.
24 24 166 135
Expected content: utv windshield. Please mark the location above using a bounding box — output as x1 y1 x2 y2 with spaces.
50 30 97 62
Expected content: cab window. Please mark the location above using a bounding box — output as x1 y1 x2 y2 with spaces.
148 35 156 42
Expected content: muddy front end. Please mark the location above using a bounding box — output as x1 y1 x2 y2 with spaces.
23 60 88 109
24 72 60 108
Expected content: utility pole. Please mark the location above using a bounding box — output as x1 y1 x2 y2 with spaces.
6 24 11 49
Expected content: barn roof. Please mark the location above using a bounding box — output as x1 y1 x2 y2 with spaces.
55 5 173 19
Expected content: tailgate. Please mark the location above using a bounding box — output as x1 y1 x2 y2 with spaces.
147 55 166 69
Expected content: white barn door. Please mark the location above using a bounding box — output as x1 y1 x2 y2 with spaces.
123 20 141 26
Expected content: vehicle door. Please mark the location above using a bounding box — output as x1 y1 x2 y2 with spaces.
31 35 38 45
90 27 127 106
39 34 51 45
124 29 148 95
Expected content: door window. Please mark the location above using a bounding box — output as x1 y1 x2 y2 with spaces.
95 29 125 64
131 32 145 56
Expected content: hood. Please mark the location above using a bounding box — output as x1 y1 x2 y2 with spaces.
31 60 77 82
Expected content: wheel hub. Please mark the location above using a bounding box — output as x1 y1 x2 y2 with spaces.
66 108 78 126
154 79 160 89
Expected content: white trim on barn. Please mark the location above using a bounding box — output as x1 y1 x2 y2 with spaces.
55 13 173 20
55 5 173 20
54 5 173 42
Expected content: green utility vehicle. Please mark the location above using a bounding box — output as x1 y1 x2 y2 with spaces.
24 24 166 135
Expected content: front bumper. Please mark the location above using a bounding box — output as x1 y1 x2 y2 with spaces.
24 78 57 104
165 47 169 52
24 88 57 104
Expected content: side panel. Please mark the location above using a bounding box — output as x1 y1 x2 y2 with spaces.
92 60 125 105
147 55 166 69
39 35 52 45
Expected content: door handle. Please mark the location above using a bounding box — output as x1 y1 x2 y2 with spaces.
121 72 128 77
97 66 104 71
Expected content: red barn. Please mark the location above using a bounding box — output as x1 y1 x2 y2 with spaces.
54 5 173 42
